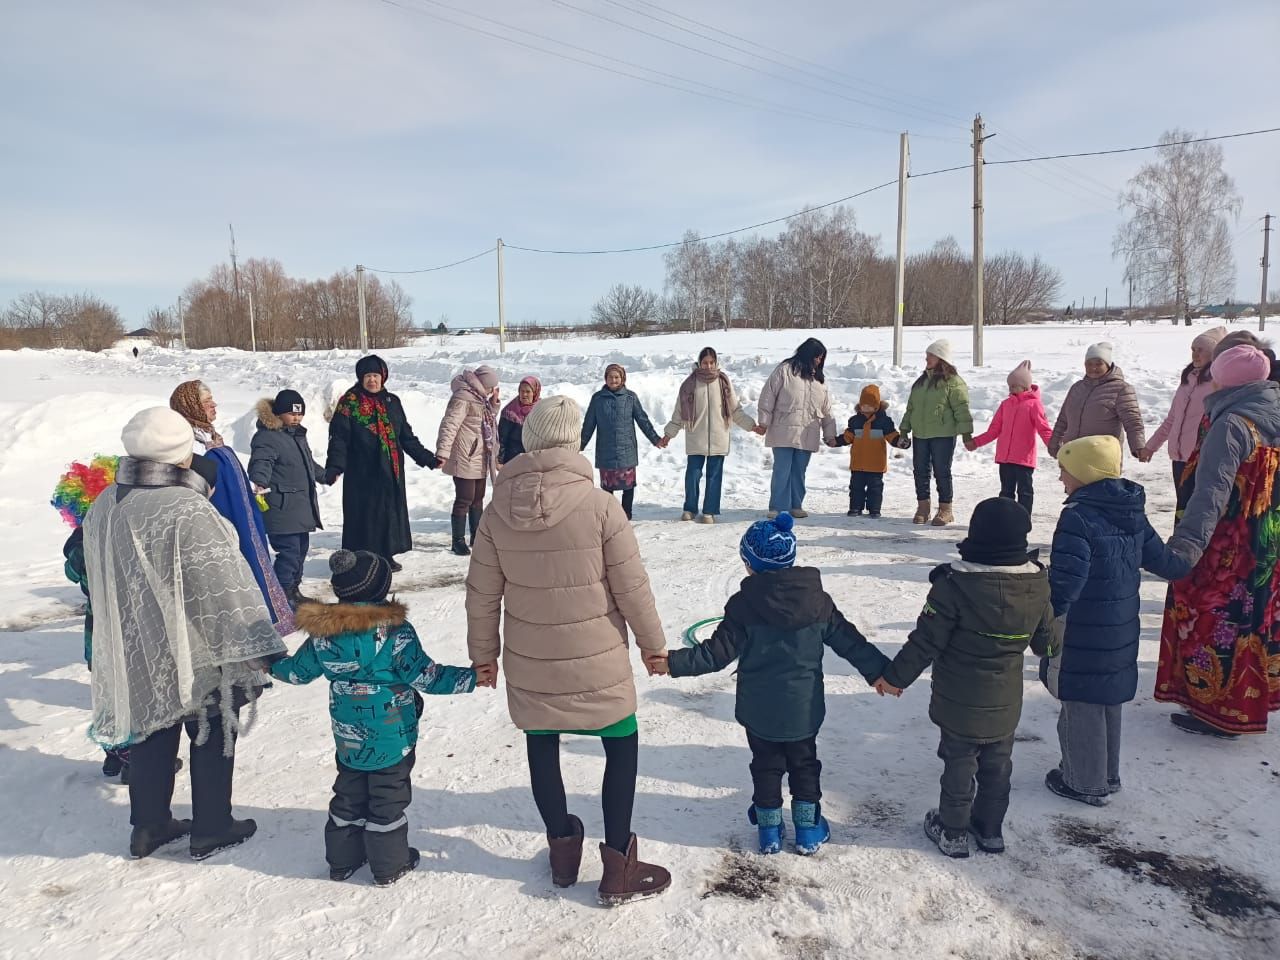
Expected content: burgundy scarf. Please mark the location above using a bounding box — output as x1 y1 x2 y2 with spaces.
500 376 542 425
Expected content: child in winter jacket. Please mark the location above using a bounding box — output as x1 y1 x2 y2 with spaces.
878 498 1056 859
271 549 484 886
1042 436 1187 807
897 340 973 527
657 512 890 856
581 364 665 520
247 390 326 608
966 361 1052 516
830 384 899 517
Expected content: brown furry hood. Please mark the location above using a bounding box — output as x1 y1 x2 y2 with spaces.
295 600 407 636
255 398 285 431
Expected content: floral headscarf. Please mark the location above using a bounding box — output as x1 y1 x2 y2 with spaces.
170 380 224 448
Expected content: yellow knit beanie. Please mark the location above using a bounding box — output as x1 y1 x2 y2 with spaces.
1057 435 1122 485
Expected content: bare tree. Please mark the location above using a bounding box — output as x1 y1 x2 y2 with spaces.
663 231 713 330
1 290 65 347
984 252 1064 325
1114 129 1242 323
592 284 658 338
58 294 125 352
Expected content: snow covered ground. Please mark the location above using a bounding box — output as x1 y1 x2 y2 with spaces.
2 322 1278 960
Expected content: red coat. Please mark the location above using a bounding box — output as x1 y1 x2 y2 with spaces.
972 387 1053 468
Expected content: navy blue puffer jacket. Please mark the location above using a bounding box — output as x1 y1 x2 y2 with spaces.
1041 478 1187 704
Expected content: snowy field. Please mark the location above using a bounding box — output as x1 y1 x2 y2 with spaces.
2 322 1278 960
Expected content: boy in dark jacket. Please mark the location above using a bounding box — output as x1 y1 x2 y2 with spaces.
270 550 488 886
878 498 1056 859
658 512 890 855
1042 436 1188 806
830 384 899 517
247 390 327 608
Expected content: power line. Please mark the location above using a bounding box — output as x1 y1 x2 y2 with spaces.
365 247 494 275
373 0 920 137
985 127 1280 165
546 0 966 139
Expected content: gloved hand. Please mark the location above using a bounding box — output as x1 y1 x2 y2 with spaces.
323 467 341 486
896 436 912 450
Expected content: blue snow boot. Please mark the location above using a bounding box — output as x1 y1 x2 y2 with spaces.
792 801 830 856
747 805 785 855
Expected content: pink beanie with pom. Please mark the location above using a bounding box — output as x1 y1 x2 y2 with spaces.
1007 360 1033 391
1210 345 1271 388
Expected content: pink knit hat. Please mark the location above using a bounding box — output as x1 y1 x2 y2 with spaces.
1192 326 1228 353
1007 360 1033 391
1210 345 1271 388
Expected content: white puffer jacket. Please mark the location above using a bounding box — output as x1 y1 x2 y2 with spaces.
663 375 757 457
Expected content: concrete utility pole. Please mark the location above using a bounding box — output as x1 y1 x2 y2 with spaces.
892 132 909 367
248 289 257 352
496 238 507 354
1261 213 1272 332
355 264 369 352
972 114 993 366
1103 287 1108 324
177 295 187 349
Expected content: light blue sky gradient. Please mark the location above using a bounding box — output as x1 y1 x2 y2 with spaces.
2 0 1276 329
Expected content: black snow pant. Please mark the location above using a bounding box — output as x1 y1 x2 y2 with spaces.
936 730 1014 833
849 471 885 514
327 751 416 882
526 732 637 853
998 463 1036 515
128 706 239 838
746 732 821 808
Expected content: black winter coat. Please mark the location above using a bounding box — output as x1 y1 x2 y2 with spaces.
667 566 889 741
326 385 437 558
498 417 525 465
883 562 1055 743
247 400 325 535
581 387 661 471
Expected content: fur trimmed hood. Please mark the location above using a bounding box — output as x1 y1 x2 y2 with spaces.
255 398 288 432
295 599 407 637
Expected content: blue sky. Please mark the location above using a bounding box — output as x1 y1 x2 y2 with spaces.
2 0 1276 329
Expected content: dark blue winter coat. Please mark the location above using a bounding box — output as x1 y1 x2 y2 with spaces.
581 386 661 470
1041 478 1188 705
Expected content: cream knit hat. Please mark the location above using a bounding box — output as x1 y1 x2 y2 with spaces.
522 396 582 453
121 407 195 466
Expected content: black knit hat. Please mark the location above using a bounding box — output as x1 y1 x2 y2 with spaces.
957 498 1032 566
329 549 392 603
355 355 389 383
272 389 305 416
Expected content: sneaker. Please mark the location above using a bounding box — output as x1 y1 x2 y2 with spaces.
923 809 970 858
190 818 258 860
791 801 829 856
748 805 785 855
330 858 367 882
699 514 715 524
1044 768 1108 807
846 510 863 517
1170 712 1241 739
680 511 695 521
374 848 421 887
130 818 192 860
790 508 809 519
967 820 1005 854
766 511 779 520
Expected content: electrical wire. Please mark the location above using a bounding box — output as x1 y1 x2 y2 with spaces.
364 248 493 274
984 127 1280 165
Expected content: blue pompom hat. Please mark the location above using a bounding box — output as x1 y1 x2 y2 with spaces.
740 512 797 572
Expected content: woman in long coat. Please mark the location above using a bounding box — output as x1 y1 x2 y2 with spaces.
325 355 438 572
436 364 501 556
1157 343 1280 738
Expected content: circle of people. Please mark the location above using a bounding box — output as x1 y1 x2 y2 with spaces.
64 327 1280 897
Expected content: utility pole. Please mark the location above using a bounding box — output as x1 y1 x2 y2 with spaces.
1261 213 1272 332
355 264 369 352
972 114 993 366
892 132 909 366
496 238 507 354
248 289 257 352
1103 287 1108 324
177 295 187 349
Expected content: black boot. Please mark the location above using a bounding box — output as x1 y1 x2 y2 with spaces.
190 818 257 860
130 818 192 859
468 505 483 546
450 514 470 556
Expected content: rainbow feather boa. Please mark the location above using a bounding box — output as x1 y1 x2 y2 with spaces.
51 455 120 528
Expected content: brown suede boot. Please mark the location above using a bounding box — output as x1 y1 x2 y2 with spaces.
548 814 584 888
932 503 955 526
597 835 671 906
913 499 931 524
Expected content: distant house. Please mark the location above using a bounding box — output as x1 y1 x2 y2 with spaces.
115 328 159 350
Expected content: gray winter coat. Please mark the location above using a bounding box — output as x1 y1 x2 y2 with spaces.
581 387 661 470
247 399 325 535
1168 380 1280 569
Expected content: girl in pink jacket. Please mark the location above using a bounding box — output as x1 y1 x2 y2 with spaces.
1138 327 1226 517
966 360 1052 515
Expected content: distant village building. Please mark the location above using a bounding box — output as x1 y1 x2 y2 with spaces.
115 327 159 350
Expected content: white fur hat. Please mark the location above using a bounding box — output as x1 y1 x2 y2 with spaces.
122 407 195 466
926 339 954 364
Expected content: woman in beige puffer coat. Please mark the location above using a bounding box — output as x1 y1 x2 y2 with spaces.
1048 342 1146 458
757 338 837 519
437 365 501 556
465 395 671 906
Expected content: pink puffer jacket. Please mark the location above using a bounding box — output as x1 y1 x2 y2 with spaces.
437 373 499 480
970 387 1053 468
464 448 664 731
1146 373 1213 463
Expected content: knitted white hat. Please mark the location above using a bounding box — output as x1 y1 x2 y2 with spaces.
925 339 953 364
1085 342 1114 364
122 407 195 466
522 396 582 453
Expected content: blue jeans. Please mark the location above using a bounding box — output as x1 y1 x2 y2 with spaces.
912 437 956 503
684 455 725 515
769 448 812 512
268 532 309 590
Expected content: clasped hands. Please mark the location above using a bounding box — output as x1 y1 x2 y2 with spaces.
471 661 499 688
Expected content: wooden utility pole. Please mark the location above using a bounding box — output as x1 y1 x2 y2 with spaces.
355 265 368 351
893 132 909 366
1261 213 1272 332
496 238 507 354
972 115 992 366
248 289 257 352
1103 287 1108 324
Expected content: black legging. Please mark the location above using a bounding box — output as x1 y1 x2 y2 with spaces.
610 488 635 519
526 732 637 852
452 477 486 517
